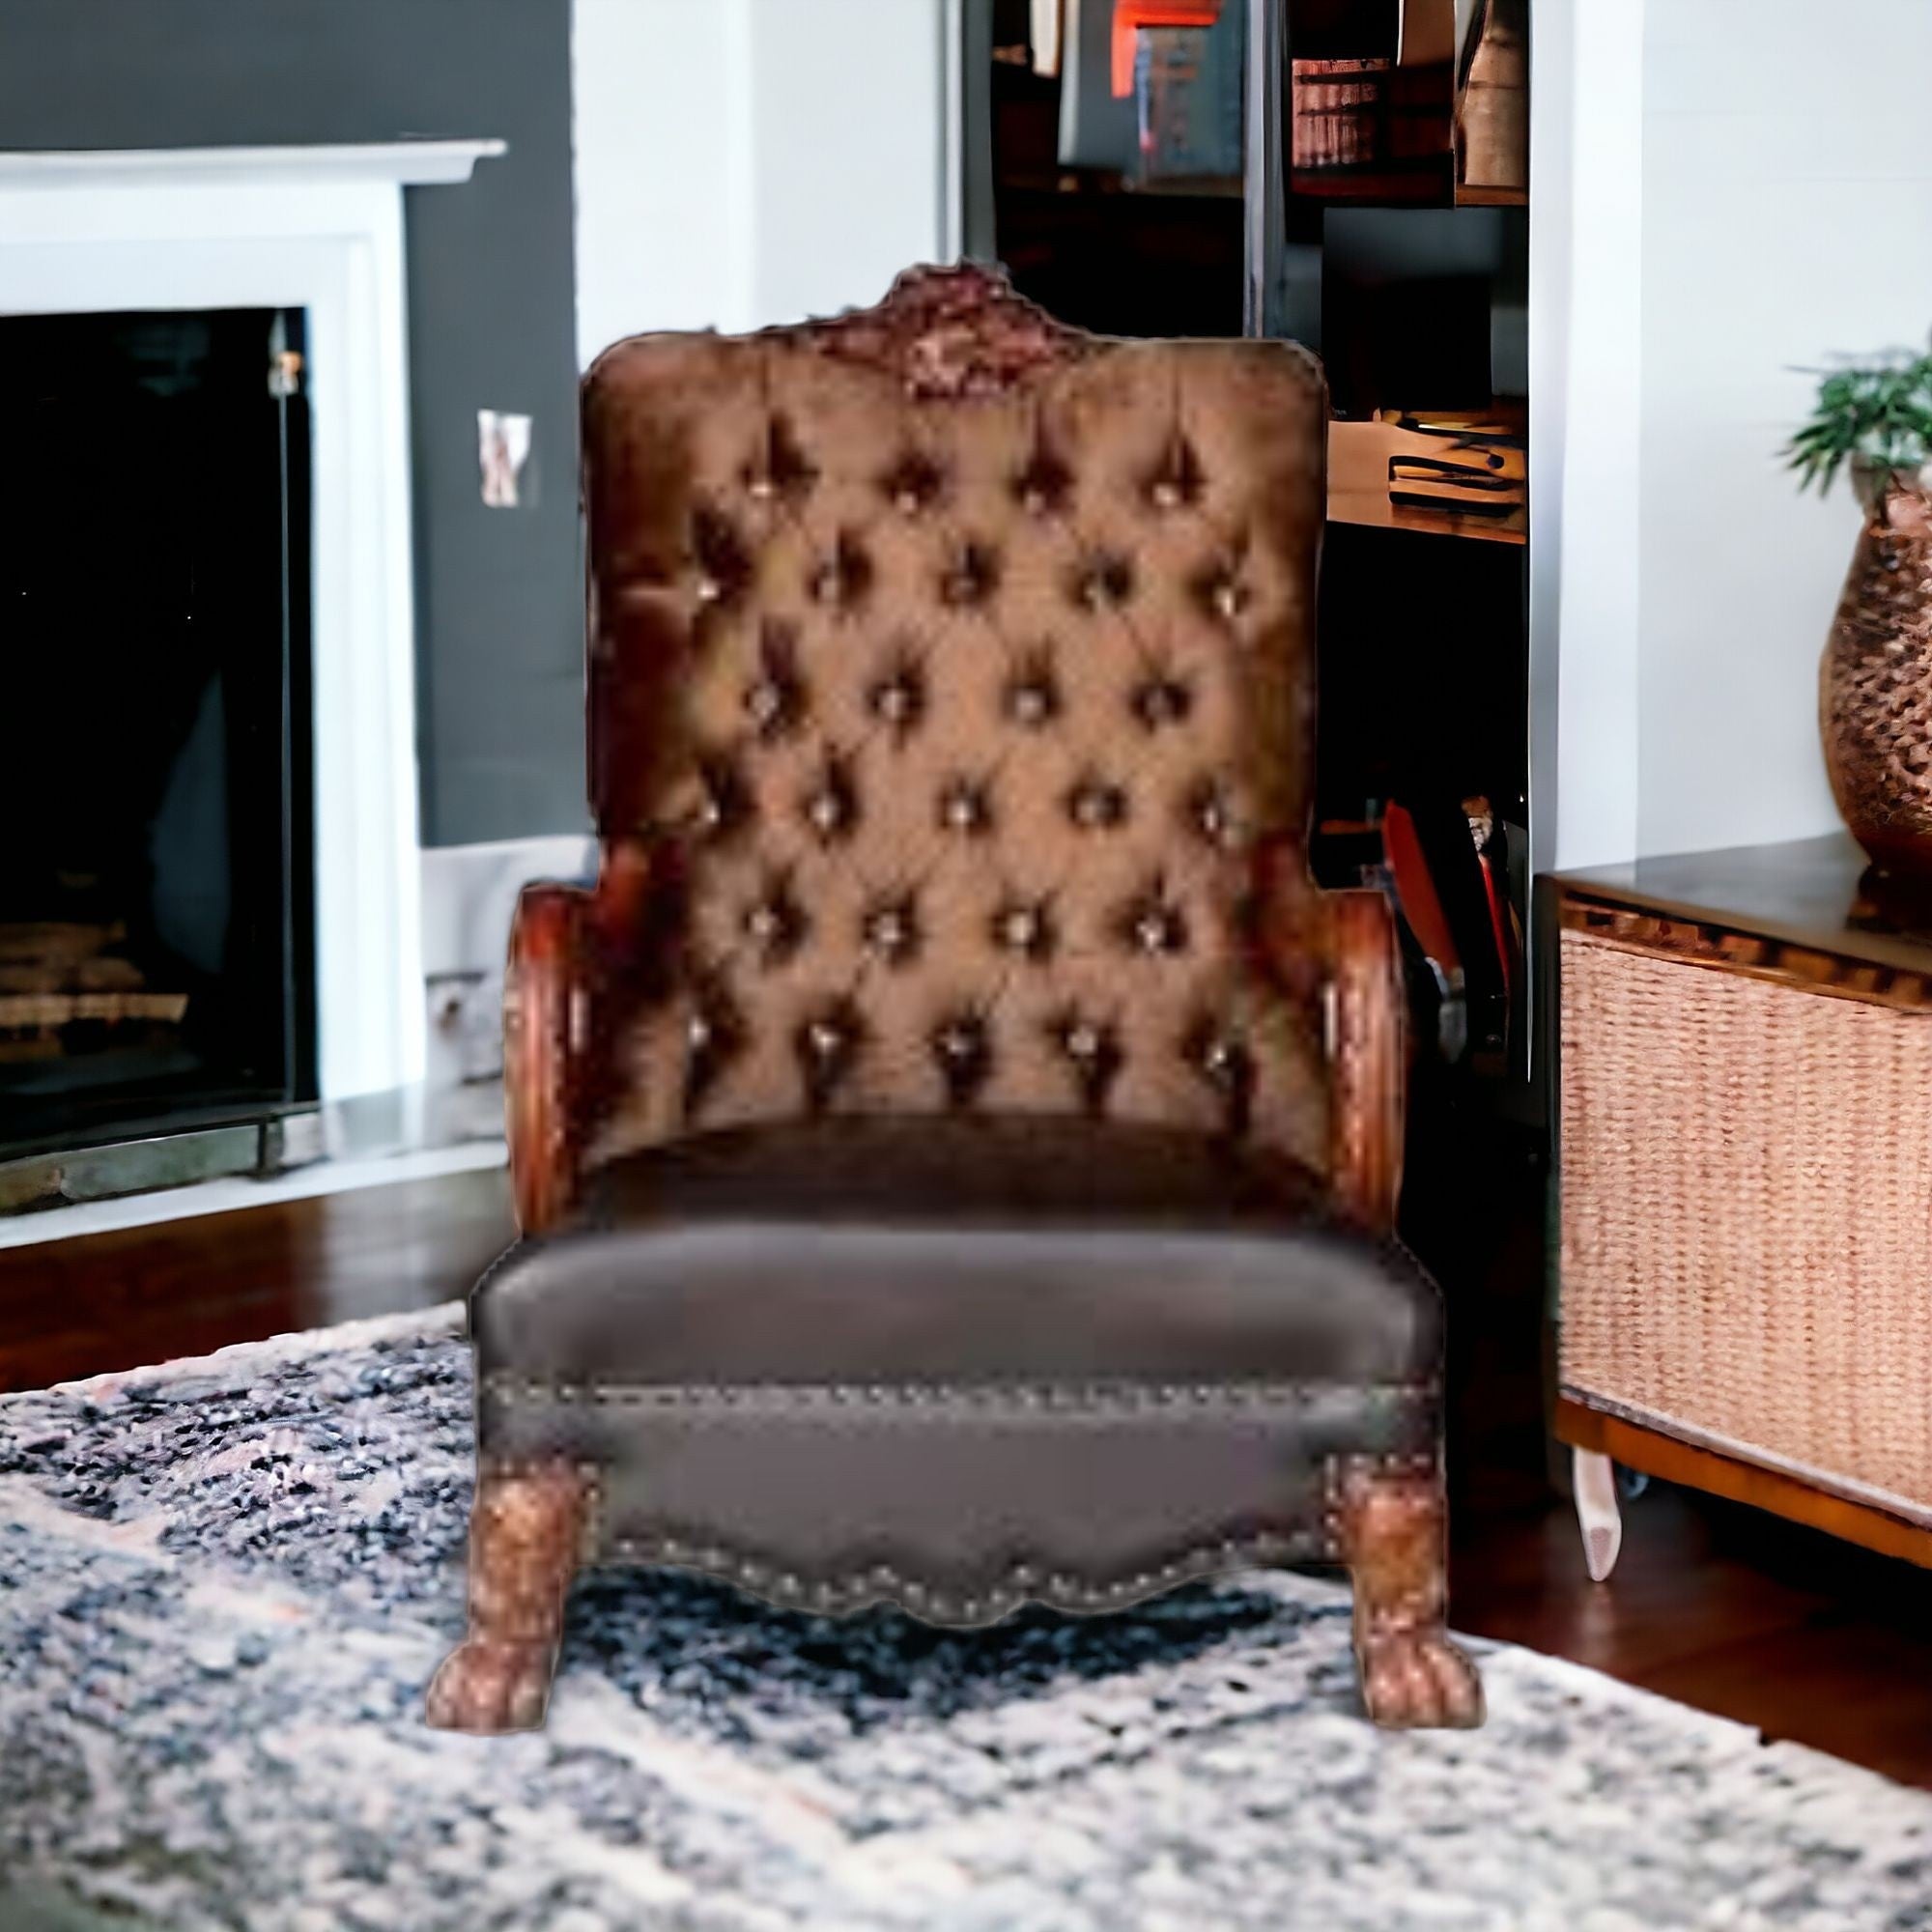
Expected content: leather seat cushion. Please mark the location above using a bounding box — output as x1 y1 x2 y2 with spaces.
471 1114 1440 1390
470 1117 1439 1622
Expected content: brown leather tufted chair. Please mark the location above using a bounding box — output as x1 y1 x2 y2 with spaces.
426 266 1482 1735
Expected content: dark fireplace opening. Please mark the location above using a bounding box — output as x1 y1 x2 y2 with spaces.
0 306 316 1161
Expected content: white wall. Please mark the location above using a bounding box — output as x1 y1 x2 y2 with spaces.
1539 0 1932 867
571 0 952 367
1531 0 1644 874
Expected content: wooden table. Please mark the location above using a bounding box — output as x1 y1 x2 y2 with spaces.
1548 834 1932 1580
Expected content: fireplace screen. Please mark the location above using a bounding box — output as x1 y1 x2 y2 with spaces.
0 306 316 1157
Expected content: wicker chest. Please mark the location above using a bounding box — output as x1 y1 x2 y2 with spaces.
1550 835 1932 1575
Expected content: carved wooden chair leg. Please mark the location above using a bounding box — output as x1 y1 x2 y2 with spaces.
1335 1460 1485 1729
426 1461 590 1734
1571 1445 1623 1582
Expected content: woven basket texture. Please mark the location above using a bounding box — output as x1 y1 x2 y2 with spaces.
1560 927 1932 1518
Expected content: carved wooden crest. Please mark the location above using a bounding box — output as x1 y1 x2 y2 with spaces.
793 262 1093 399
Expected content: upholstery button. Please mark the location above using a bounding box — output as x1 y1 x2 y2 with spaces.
1205 570 1249 620
940 542 998 608
937 776 994 836
1146 437 1205 511
742 676 794 735
690 507 750 606
1053 1011 1122 1110
1130 898 1188 955
801 757 859 841
1132 676 1192 730
688 756 750 840
930 1010 993 1105
1067 777 1127 831
867 665 925 734
1074 554 1133 611
742 888 807 963
1186 1020 1255 1131
810 536 870 609
1012 448 1073 517
746 414 816 503
992 899 1054 959
1189 781 1239 848
795 1001 863 1109
1004 669 1060 728
862 897 921 963
681 984 746 1119
882 451 945 516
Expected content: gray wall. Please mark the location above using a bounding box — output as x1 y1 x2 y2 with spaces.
0 0 586 846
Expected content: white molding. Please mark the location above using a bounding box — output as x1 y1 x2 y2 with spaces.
0 140 505 191
1529 0 1644 876
0 147 500 1098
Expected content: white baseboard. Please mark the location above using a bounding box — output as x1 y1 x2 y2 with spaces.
418 834 597 1086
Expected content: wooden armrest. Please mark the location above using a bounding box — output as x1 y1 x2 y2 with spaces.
504 841 655 1235
1255 838 1406 1230
1323 887 1406 1230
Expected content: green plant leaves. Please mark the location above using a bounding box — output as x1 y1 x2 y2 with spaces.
1786 343 1932 495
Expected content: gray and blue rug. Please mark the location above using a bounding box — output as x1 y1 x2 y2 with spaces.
2 1303 1929 1932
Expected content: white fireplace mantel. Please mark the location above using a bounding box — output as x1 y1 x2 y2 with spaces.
0 140 504 1100
0 140 505 192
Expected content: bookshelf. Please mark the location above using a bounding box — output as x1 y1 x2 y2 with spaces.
977 0 1530 1078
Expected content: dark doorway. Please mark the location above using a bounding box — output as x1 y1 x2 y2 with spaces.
0 306 316 1158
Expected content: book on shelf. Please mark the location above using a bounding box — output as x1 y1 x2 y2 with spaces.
1132 6 1244 184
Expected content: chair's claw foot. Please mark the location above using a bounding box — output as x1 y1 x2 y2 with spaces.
1359 1631 1486 1729
425 1636 558 1734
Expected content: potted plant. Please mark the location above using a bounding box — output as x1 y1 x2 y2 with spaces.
1789 342 1932 881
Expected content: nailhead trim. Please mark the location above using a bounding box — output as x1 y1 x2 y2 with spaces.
587 1522 1320 1622
480 1373 1435 1410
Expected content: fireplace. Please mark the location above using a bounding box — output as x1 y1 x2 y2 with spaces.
0 306 316 1158
0 143 506 1205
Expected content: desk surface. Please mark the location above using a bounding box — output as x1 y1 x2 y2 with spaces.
1552 833 1932 976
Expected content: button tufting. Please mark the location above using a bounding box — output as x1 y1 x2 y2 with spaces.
688 755 752 841
862 896 921 964
1004 664 1061 728
1186 1018 1256 1131
794 1001 863 1109
742 885 807 964
744 414 816 503
1146 435 1206 511
991 898 1055 959
810 534 871 609
1074 554 1134 612
881 451 945 516
800 756 859 842
930 1010 993 1105
1012 447 1073 517
1066 776 1128 831
940 542 998 608
1187 779 1239 848
681 984 746 1119
689 506 750 608
1126 893 1189 955
867 662 925 735
1052 1011 1122 1110
1132 675 1192 730
937 776 994 836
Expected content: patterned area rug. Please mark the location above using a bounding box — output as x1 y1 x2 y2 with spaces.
2 1306 1929 1932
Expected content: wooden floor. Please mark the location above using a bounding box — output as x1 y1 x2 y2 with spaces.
3 1130 1927 1792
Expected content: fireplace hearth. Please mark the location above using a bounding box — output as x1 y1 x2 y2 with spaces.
0 306 316 1165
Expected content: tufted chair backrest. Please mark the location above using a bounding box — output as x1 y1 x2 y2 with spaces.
582 266 1332 1174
